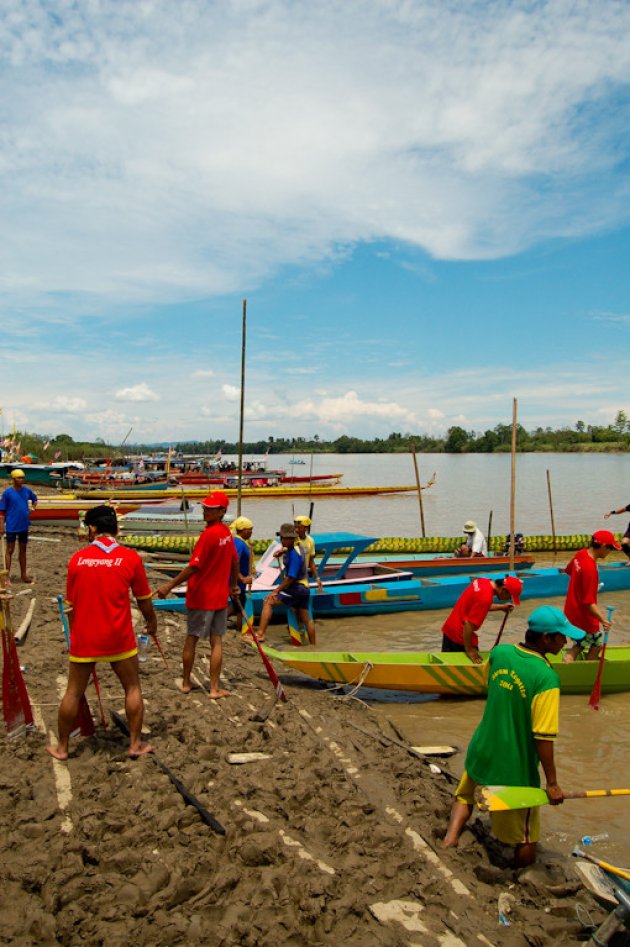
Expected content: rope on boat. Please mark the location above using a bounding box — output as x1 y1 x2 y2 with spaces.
327 661 374 700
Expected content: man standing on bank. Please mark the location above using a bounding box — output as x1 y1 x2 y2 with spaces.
0 469 38 583
441 574 523 664
157 491 239 698
443 606 585 868
46 505 157 760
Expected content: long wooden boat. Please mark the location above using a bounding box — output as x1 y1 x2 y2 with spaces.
30 499 143 525
259 645 630 697
0 462 84 486
75 484 421 500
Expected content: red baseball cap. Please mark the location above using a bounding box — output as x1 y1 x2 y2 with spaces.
503 574 523 605
592 529 621 549
201 491 230 510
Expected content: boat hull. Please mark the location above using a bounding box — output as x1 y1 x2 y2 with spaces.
261 646 630 696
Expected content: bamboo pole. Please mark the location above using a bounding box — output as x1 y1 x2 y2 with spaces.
411 447 426 538
546 468 557 554
509 398 517 572
237 299 247 517
487 510 493 555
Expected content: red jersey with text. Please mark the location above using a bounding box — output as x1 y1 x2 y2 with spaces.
564 548 599 634
186 521 238 610
441 577 495 647
67 537 151 658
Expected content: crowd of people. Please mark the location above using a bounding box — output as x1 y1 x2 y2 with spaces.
3 474 628 868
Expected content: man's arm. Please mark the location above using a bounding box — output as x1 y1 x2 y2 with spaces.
137 596 158 635
156 564 197 598
462 620 482 664
535 739 563 804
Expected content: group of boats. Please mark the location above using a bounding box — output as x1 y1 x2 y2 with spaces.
151 531 630 698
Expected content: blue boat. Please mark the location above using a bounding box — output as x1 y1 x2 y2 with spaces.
152 533 630 619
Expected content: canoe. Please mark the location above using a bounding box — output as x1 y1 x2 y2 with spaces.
258 645 630 696
75 484 422 500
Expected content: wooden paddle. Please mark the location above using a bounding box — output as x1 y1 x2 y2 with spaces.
152 633 170 670
110 711 226 834
491 610 510 649
1 593 35 737
477 784 630 812
236 598 287 703
572 847 630 883
589 605 615 711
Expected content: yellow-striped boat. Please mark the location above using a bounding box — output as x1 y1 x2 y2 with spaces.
260 646 630 697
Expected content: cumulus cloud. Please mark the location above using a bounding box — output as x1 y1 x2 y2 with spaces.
32 395 87 413
0 0 628 318
115 383 159 402
222 384 240 402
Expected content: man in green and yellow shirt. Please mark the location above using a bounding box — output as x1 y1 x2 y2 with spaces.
443 606 585 867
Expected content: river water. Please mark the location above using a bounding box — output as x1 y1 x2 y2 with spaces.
239 453 630 866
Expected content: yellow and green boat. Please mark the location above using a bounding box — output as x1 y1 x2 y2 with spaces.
261 646 630 697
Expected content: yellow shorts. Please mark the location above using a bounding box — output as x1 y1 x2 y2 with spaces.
70 648 137 663
456 770 540 846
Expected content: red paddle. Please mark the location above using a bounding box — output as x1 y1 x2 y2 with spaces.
152 633 170 670
588 605 615 711
1 593 34 737
237 599 287 702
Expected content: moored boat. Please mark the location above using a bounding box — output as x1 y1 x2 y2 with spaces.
75 483 422 501
258 645 630 697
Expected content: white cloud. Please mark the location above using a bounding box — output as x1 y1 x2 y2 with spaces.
0 0 628 319
222 384 240 402
192 370 215 378
115 383 159 402
34 395 87 413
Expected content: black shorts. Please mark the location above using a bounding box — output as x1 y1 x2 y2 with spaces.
278 584 310 610
441 634 467 653
5 530 29 544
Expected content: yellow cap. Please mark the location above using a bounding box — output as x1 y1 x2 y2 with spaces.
232 516 253 531
294 515 311 526
10 469 25 479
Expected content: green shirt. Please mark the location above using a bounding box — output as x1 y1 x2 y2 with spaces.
466 644 560 789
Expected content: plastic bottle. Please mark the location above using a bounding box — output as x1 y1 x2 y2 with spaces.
136 634 150 663
580 833 609 846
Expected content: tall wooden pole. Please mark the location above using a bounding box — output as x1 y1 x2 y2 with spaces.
487 510 493 555
237 299 247 516
411 447 426 538
546 468 557 554
509 398 517 572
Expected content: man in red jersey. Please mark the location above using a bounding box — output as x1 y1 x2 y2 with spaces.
46 505 157 761
563 529 619 662
157 491 239 698
441 575 523 664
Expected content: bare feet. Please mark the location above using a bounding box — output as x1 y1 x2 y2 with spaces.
208 688 231 700
129 742 154 758
20 575 34 584
180 680 202 694
45 744 69 761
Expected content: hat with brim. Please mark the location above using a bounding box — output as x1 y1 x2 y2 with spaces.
503 574 523 606
592 529 621 550
201 490 230 509
463 520 477 534
527 605 585 641
294 515 312 526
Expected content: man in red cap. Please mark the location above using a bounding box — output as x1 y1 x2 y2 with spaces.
157 491 239 697
441 575 523 664
563 530 619 662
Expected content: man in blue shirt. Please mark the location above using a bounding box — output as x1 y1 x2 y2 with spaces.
256 522 316 644
0 470 38 583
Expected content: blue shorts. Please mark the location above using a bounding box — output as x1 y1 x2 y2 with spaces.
278 585 310 610
5 531 29 544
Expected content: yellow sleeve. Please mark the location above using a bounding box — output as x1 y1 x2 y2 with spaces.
531 687 559 741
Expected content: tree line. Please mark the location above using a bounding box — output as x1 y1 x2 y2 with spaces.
4 411 630 460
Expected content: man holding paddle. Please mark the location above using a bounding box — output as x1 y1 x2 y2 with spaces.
46 505 157 760
563 530 619 662
441 575 523 664
443 605 585 867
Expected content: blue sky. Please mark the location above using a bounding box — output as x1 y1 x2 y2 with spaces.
1 0 629 445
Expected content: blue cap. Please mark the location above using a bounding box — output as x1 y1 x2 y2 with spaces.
527 605 585 641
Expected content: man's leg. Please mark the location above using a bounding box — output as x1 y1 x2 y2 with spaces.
18 539 32 582
111 655 153 757
4 539 15 579
298 607 316 645
46 662 94 760
442 801 473 848
256 599 275 642
181 634 199 693
562 643 583 663
208 633 230 699
514 842 537 868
